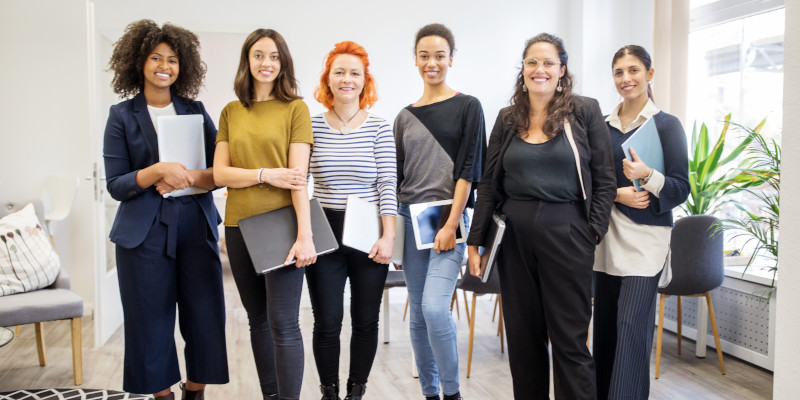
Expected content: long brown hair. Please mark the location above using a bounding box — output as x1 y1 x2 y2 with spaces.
504 33 574 139
234 29 300 108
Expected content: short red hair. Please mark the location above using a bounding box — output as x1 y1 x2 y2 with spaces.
314 41 378 110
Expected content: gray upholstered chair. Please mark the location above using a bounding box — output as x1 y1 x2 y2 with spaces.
457 262 503 378
655 214 725 378
0 199 84 385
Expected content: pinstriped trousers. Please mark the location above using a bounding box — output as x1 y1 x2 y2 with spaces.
592 271 661 400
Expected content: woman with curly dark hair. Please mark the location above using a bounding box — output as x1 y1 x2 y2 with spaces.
467 33 616 399
103 19 228 400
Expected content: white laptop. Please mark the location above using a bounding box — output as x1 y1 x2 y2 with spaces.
342 195 404 265
409 199 467 250
156 114 208 198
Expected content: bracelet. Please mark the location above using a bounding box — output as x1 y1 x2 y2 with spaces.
257 168 265 184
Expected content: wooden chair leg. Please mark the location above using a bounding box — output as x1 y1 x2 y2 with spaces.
467 292 478 378
450 290 460 319
498 295 504 353
71 317 83 385
705 292 726 375
403 296 409 321
656 294 666 379
492 295 498 322
15 325 21 335
497 296 503 336
35 322 47 366
677 296 682 355
462 288 471 321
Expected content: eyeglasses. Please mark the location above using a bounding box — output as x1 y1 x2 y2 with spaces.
523 58 562 69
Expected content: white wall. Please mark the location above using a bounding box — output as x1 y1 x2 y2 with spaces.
0 0 97 307
773 1 799 397
93 0 574 128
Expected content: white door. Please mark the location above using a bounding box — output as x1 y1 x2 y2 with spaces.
87 0 123 346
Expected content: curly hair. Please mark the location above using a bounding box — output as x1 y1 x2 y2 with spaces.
108 19 206 99
415 23 455 56
234 29 300 108
313 41 378 111
612 45 654 101
504 33 575 139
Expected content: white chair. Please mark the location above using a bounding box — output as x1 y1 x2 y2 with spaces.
42 175 80 233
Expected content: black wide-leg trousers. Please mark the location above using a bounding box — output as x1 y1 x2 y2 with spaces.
498 199 597 400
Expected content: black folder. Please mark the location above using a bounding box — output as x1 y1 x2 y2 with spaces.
238 198 338 274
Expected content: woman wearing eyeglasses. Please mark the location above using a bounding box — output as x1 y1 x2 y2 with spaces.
467 33 616 400
591 45 689 400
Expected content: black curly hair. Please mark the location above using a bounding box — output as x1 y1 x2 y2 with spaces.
108 19 206 99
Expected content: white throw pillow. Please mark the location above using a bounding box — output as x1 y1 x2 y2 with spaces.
0 203 61 296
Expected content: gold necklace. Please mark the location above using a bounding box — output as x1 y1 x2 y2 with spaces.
331 108 360 135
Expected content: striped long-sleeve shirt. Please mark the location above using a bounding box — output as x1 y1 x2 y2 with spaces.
310 113 398 216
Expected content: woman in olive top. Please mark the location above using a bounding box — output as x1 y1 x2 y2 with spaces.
213 29 315 400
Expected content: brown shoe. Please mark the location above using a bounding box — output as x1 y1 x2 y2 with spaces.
154 393 175 400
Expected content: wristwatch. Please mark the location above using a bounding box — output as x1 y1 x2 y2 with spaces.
641 168 654 185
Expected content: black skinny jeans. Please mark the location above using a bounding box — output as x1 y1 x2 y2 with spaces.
305 209 389 386
225 226 305 400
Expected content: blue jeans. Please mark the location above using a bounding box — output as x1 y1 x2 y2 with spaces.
399 204 465 397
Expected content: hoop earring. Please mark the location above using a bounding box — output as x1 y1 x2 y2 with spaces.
556 79 563 93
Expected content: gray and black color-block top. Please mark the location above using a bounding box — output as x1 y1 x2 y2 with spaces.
393 93 486 207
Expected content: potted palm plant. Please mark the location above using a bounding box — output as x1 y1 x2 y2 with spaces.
720 119 779 285
682 114 758 215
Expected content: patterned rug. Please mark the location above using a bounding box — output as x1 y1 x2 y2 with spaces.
0 389 151 400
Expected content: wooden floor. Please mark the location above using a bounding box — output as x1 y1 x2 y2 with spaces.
0 255 773 399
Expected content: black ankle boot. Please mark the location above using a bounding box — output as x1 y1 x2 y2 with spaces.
320 381 341 400
344 381 366 400
180 383 204 400
425 396 440 400
443 392 463 400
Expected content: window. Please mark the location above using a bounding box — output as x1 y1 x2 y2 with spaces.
685 1 784 260
686 2 783 138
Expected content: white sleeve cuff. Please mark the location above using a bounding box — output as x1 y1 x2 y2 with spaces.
642 169 665 197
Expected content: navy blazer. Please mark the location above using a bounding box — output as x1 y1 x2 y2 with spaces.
468 95 617 246
103 93 221 249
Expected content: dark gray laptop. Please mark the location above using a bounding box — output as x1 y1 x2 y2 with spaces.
238 198 338 274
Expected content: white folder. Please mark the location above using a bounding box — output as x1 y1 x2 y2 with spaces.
342 195 404 265
156 114 208 198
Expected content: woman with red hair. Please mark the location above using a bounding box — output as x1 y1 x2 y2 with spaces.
306 40 397 400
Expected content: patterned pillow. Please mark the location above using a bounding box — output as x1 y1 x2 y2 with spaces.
0 203 61 296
